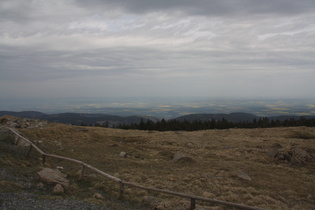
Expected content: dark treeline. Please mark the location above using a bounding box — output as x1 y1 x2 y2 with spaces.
111 117 315 131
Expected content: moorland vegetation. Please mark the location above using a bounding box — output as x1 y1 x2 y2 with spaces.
0 116 315 209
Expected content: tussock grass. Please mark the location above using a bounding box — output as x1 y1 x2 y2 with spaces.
287 128 315 139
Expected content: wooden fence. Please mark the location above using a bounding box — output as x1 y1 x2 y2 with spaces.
4 127 267 210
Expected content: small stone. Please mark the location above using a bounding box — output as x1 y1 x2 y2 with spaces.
187 143 194 148
143 196 159 207
215 170 228 177
173 151 194 163
93 193 104 200
232 169 252 181
36 182 45 189
119 152 127 158
53 184 64 193
56 166 64 170
202 191 215 198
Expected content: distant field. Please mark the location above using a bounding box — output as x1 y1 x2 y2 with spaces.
1 97 314 119
1 122 315 209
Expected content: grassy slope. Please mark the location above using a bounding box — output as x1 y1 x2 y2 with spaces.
1 124 315 209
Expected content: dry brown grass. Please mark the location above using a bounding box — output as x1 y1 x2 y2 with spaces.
3 124 315 209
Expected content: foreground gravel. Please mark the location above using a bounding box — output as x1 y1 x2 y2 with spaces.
0 192 103 210
0 192 148 210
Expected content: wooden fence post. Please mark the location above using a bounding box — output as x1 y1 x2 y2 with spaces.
26 145 33 158
14 136 19 145
42 154 46 164
119 181 125 198
190 198 196 210
80 164 85 180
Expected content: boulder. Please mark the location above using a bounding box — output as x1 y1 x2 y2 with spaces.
0 116 10 125
14 136 31 147
36 168 69 188
290 156 304 166
269 146 313 166
292 147 313 161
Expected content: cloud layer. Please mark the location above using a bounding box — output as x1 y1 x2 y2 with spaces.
0 0 315 99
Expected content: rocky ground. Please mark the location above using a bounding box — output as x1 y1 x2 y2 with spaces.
0 119 148 210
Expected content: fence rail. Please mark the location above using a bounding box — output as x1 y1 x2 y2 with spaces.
4 127 267 210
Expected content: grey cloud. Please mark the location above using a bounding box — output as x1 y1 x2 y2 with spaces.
0 0 314 99
76 0 315 17
0 1 34 23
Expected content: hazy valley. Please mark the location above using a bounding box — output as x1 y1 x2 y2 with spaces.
1 97 315 119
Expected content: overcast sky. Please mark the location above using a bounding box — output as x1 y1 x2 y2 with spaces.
1 0 315 100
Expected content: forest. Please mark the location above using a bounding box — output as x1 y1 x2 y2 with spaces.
109 117 315 131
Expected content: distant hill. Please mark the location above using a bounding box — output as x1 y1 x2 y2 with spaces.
174 112 258 123
0 111 46 119
0 111 159 127
1 111 315 127
43 113 160 127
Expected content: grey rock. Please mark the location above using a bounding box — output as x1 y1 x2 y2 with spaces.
119 152 127 158
173 151 194 163
232 169 252 181
143 196 159 207
36 168 69 188
53 184 64 194
93 193 104 200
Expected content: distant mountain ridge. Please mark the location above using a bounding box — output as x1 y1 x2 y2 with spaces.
1 111 315 127
0 111 159 127
0 111 46 119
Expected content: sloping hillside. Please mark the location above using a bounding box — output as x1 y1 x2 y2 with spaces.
1 117 315 209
